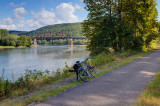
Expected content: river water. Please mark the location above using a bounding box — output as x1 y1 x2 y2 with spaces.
0 46 89 80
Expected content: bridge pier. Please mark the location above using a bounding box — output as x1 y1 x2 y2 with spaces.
30 35 88 47
70 38 73 47
34 38 37 47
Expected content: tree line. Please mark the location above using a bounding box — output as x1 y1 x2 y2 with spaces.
83 0 159 56
0 29 32 47
37 39 88 45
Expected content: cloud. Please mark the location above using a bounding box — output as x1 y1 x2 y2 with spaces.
0 17 13 25
0 3 81 31
0 17 16 30
32 8 56 25
25 3 81 30
56 3 79 23
9 2 26 8
13 7 27 20
74 4 81 9
0 7 27 30
0 24 16 30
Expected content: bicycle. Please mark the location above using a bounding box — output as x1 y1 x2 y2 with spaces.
74 58 96 82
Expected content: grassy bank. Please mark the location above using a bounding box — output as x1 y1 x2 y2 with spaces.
134 71 160 106
0 46 16 49
0 46 29 49
0 48 158 106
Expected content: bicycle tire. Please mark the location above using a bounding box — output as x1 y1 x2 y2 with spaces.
78 69 88 82
88 68 96 78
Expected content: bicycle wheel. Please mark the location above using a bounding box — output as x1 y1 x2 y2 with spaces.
88 67 96 78
78 69 88 82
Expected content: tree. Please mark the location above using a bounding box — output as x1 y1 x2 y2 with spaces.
16 35 32 47
0 29 9 45
83 0 159 55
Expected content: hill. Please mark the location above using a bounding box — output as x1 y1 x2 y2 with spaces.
9 30 27 35
9 22 83 37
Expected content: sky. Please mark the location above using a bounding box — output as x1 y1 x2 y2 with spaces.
0 0 160 31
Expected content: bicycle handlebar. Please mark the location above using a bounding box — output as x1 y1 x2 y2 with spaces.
81 58 89 64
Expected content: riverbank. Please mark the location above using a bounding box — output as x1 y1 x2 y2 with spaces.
0 47 159 106
0 46 29 49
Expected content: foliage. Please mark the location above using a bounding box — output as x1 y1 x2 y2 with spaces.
9 23 83 37
83 0 159 56
0 65 72 100
16 35 32 47
37 39 88 45
0 29 32 47
0 70 12 100
89 49 143 67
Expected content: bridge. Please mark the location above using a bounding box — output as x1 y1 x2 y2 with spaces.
29 32 87 47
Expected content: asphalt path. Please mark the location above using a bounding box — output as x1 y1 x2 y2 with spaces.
29 49 160 106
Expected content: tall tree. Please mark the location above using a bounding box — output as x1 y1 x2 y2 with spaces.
83 0 159 55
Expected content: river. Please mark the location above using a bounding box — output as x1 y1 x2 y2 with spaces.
0 45 89 81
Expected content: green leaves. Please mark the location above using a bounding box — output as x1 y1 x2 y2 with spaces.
83 0 159 56
16 35 32 47
0 29 32 47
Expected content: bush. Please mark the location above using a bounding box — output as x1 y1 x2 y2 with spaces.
0 70 12 99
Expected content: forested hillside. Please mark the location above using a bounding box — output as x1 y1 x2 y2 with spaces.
9 23 82 37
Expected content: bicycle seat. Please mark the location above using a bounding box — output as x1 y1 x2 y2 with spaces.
76 61 80 63
87 66 95 69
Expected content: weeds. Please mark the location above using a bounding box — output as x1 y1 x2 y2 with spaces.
89 50 143 67
0 69 12 100
135 71 160 106
0 65 73 100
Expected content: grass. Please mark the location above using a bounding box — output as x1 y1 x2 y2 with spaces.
10 81 80 106
0 46 29 49
0 48 158 106
0 46 15 49
134 71 160 106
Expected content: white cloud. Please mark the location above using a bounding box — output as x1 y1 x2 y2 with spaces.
0 7 27 30
74 4 81 9
0 17 13 25
0 17 16 30
56 3 79 23
25 3 81 30
0 2 81 31
0 24 16 30
13 7 27 20
9 2 26 8
32 8 56 25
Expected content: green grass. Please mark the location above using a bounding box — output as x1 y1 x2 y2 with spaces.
0 46 28 49
0 46 15 49
19 82 80 105
134 71 160 106
96 50 152 77
0 48 158 106
1 81 80 106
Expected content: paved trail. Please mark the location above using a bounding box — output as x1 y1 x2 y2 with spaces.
29 49 160 106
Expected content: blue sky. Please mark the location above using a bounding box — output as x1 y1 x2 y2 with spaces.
0 0 159 31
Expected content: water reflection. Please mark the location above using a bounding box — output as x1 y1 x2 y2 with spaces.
70 46 73 58
0 46 89 80
34 47 37 55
